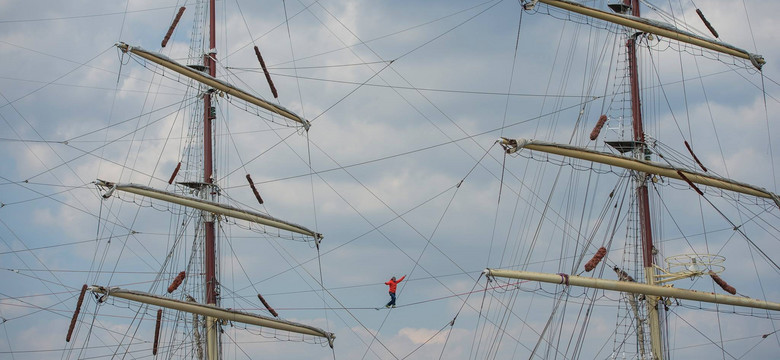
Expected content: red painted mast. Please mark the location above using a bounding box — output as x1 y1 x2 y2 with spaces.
203 0 220 357
625 0 653 270
204 0 217 308
625 0 663 358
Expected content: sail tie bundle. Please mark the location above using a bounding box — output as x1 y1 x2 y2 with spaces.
95 180 323 240
257 293 279 317
589 115 608 140
254 46 278 99
675 170 705 195
116 43 312 129
246 174 264 205
497 139 780 204
153 309 163 355
584 247 607 272
168 162 182 184
167 271 186 293
65 284 88 342
161 7 186 48
695 9 719 38
709 270 737 295
684 141 707 172
88 286 336 347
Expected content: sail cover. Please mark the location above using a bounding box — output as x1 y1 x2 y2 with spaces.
89 286 335 347
502 138 780 203
116 42 311 128
97 180 322 239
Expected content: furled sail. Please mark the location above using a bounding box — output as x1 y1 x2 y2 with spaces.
97 180 322 239
528 0 764 69
116 42 310 128
484 268 780 311
88 286 335 347
500 138 780 205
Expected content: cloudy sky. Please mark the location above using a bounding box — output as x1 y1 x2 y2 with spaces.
1 0 779 359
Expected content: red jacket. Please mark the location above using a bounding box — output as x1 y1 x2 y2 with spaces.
385 275 405 293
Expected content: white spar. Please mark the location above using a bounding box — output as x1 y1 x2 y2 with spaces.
89 286 335 347
97 180 322 239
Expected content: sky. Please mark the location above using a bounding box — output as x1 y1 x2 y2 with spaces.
1 0 779 359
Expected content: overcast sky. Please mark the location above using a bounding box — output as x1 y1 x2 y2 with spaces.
1 1 779 359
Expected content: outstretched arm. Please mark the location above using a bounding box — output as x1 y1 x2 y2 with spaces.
398 275 406 282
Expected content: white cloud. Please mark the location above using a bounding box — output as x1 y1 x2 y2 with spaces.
1 1 779 359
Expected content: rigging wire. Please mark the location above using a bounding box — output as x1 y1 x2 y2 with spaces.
222 0 500 73
221 330 253 359
469 276 490 360
215 222 274 317
223 97 602 193
353 148 498 357
304 121 334 356
0 43 117 111
0 219 71 307
220 85 559 311
397 145 499 357
259 235 395 358
0 181 92 207
697 191 780 273
0 5 178 24
301 0 522 205
500 21 620 356
668 307 738 359
760 72 777 193
14 97 200 185
0 90 97 224
225 68 600 98
219 138 545 358
98 194 165 356
89 32 195 349
282 0 305 119
1 1 776 359
643 40 687 142
484 18 596 358
475 276 568 359
0 74 184 96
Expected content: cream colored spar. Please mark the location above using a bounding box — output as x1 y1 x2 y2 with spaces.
97 180 322 239
530 0 764 69
501 138 780 205
483 268 780 311
89 286 335 347
116 42 310 129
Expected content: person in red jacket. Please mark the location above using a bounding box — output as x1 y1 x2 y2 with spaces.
384 275 406 308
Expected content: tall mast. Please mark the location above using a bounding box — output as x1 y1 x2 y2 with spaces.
203 0 219 358
624 0 664 358
91 2 334 356
495 1 772 358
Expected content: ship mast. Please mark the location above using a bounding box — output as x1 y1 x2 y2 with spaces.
82 1 335 356
203 0 219 358
496 1 767 359
486 0 778 358
623 0 665 358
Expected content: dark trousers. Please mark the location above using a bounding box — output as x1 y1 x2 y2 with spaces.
386 292 396 307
